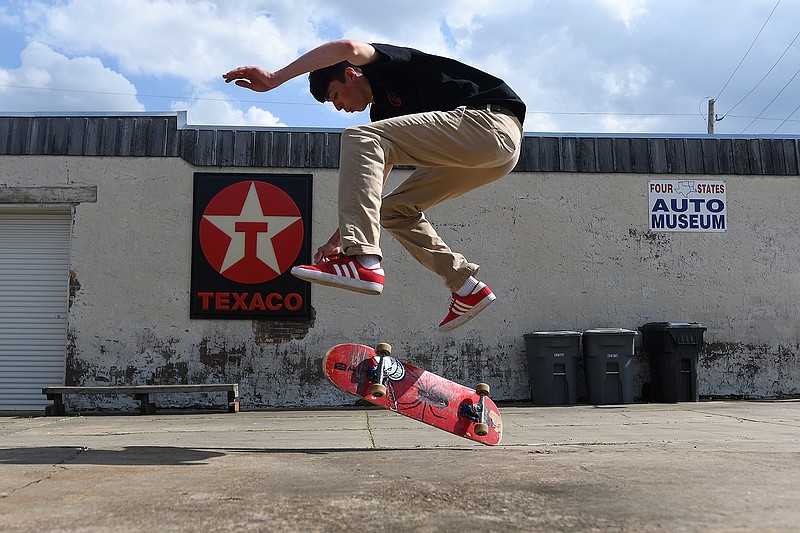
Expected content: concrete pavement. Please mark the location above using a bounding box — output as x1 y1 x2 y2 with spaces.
1 401 799 532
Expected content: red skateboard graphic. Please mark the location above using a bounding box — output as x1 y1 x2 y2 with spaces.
323 343 502 446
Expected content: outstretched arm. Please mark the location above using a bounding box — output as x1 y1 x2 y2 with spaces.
222 40 378 92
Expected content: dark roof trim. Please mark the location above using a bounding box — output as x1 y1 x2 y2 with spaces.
1 114 799 175
519 135 799 175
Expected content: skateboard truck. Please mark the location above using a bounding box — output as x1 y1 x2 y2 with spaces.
459 383 491 436
369 342 392 398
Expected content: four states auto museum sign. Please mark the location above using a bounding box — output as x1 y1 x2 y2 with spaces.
648 179 727 232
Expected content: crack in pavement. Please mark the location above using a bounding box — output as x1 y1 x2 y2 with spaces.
2 446 89 499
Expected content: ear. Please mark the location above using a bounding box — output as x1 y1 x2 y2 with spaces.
344 66 360 81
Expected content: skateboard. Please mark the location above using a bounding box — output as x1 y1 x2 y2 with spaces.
323 343 503 445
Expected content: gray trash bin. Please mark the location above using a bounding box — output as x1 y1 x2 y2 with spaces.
583 328 637 405
638 322 707 402
524 331 581 405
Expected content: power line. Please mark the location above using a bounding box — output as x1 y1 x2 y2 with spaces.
0 83 704 120
719 30 800 119
0 83 320 107
772 102 800 133
723 113 800 126
741 65 800 133
714 0 781 102
525 111 699 118
2 82 798 129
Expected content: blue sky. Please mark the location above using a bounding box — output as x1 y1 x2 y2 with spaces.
1 0 799 134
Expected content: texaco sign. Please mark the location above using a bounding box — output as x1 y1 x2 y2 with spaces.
191 173 312 319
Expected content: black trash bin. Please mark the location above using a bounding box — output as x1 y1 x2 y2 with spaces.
583 328 637 405
639 322 707 402
524 331 581 405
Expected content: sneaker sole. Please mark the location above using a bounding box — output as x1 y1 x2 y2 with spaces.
291 267 383 295
439 292 496 333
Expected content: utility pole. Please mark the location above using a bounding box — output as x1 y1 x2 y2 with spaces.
707 99 715 134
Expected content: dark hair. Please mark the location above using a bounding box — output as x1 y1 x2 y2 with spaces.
309 61 357 103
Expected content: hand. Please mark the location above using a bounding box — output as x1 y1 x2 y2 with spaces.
313 229 342 263
222 66 280 92
313 242 342 264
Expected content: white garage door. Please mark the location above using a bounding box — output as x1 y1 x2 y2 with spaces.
0 208 72 411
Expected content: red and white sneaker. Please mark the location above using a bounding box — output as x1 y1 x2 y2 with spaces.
439 282 496 332
290 254 384 295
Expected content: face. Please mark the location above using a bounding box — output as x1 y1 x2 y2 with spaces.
326 67 372 113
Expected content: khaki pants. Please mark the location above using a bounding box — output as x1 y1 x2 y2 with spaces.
338 107 523 292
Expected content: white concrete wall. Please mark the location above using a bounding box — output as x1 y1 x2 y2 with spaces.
2 155 798 408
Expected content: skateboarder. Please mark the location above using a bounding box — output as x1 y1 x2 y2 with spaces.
223 40 525 332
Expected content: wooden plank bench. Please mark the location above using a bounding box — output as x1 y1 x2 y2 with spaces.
42 384 239 415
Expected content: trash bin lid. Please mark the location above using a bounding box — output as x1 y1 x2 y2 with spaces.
584 328 638 335
639 321 706 330
524 331 581 337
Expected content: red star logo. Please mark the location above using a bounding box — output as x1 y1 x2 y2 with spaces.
199 181 304 284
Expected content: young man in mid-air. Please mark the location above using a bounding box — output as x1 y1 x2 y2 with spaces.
223 40 525 332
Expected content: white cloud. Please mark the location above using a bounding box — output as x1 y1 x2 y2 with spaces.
171 89 285 127
601 64 652 98
0 41 143 112
25 0 318 86
0 4 19 25
598 0 649 28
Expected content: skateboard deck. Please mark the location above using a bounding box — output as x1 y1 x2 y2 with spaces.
323 343 502 445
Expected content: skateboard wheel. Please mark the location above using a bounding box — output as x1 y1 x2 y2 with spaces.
474 423 489 437
370 383 387 398
376 342 392 355
475 383 490 396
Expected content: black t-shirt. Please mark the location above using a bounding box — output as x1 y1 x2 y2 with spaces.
361 43 526 125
